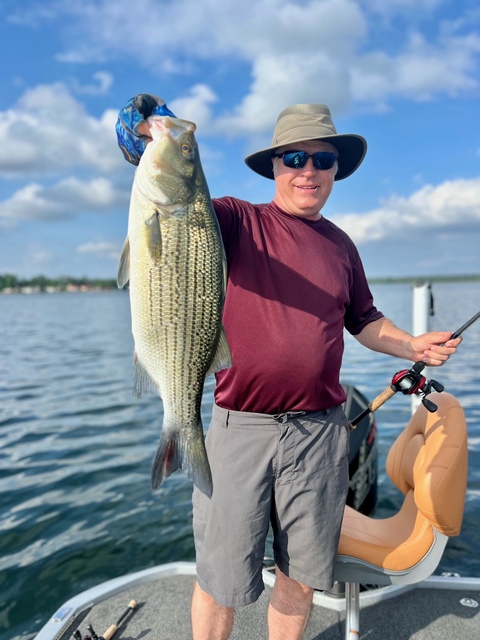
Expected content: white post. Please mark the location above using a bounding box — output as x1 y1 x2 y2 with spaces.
411 282 433 413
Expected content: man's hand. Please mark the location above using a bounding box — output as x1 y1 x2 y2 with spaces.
115 94 176 165
411 332 462 366
355 318 462 366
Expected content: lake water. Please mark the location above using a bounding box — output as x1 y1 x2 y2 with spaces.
1 282 479 640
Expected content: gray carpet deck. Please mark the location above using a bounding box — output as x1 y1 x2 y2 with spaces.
64 575 480 640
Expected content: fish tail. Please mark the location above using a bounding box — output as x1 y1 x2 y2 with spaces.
151 424 213 497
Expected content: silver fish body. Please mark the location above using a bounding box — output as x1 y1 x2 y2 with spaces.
118 115 231 496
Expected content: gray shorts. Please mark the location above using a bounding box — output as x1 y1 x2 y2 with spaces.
192 403 350 607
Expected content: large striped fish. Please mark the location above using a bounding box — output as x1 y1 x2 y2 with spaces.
118 115 231 496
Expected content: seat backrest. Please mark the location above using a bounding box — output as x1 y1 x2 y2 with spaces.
386 392 468 537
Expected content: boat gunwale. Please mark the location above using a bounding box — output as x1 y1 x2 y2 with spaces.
34 561 480 639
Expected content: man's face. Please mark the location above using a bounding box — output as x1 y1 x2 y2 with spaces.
272 140 338 221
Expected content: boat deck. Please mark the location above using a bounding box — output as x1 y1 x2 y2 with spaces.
36 563 480 640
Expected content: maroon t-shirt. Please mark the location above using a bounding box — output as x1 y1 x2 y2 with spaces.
212 197 383 414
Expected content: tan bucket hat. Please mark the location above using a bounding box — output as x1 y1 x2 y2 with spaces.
245 104 367 181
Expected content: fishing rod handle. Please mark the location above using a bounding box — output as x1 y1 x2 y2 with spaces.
102 600 137 640
102 624 117 640
349 385 396 431
369 385 397 412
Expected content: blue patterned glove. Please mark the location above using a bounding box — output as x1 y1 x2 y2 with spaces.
116 94 176 165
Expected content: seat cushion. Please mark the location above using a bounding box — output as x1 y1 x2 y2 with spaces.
338 493 435 571
386 393 467 536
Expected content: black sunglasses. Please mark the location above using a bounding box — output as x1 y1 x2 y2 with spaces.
272 150 337 171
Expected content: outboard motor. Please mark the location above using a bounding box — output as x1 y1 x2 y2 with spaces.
342 383 377 516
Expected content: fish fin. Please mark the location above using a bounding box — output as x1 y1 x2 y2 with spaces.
145 211 162 262
207 325 232 376
222 246 228 297
117 237 130 288
151 423 213 497
133 358 159 396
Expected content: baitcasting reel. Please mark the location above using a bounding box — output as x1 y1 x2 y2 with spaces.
391 362 444 413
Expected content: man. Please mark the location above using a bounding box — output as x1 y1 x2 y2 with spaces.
117 97 461 640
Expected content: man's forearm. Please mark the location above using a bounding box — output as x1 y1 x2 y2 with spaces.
354 318 460 367
355 318 414 360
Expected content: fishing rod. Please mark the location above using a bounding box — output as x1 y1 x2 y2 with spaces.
349 310 480 430
101 600 137 640
73 600 137 640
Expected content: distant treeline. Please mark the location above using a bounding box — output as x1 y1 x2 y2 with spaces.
369 274 480 285
0 273 118 292
1 272 479 293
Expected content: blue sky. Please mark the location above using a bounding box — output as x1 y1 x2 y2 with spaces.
0 0 479 280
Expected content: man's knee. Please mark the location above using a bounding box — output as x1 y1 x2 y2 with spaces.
272 567 314 604
192 582 235 640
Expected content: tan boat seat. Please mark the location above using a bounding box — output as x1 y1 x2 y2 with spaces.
334 392 468 639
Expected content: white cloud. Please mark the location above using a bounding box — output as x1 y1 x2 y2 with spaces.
333 177 480 244
77 240 121 260
0 177 129 221
7 0 478 138
73 71 114 96
43 0 366 65
4 0 480 135
352 31 480 103
0 83 122 177
170 84 218 132
216 53 353 139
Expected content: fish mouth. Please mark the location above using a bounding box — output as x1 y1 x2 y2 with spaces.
148 114 196 135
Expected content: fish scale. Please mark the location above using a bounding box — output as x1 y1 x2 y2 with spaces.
118 114 231 496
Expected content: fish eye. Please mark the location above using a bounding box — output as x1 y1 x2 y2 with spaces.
181 144 191 155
